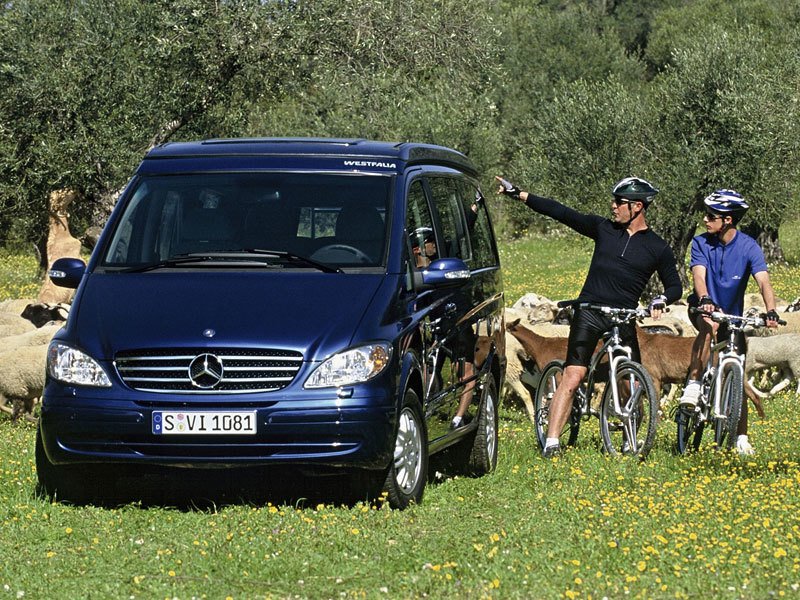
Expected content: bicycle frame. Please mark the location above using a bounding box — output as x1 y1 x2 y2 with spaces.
676 308 784 454
567 302 649 423
585 326 633 416
534 301 658 457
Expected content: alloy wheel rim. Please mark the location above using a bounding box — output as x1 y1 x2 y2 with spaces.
394 407 422 493
485 392 497 461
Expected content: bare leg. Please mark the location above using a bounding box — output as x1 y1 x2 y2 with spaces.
545 365 587 440
687 319 716 380
454 362 475 419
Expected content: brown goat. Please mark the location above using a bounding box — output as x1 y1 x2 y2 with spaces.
506 318 765 417
505 319 568 372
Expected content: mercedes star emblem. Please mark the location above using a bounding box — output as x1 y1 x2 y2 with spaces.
188 353 224 389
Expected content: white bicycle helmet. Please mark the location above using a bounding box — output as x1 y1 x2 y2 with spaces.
703 189 749 214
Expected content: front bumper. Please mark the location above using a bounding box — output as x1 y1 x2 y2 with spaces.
39 390 396 470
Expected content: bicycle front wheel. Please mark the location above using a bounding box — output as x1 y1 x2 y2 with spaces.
713 363 743 450
599 360 658 458
675 405 705 455
534 360 580 450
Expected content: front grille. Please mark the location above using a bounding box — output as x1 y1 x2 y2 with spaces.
115 348 303 394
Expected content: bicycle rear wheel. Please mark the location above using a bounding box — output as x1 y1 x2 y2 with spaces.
534 360 580 450
713 363 743 450
675 406 704 454
599 360 658 458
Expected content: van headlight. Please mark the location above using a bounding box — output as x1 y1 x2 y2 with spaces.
47 342 112 387
305 343 392 389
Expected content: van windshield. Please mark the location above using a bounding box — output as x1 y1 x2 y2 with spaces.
102 172 391 269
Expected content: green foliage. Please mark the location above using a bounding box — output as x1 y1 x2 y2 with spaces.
0 0 297 247
502 77 653 237
647 23 800 263
2 0 800 268
249 0 504 193
646 0 800 72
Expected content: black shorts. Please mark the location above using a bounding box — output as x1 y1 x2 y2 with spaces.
458 327 477 363
565 307 640 368
687 293 747 353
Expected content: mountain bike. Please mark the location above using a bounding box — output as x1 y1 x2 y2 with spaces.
534 302 658 458
675 309 784 453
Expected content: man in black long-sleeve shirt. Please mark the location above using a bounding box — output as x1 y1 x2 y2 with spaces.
496 176 683 457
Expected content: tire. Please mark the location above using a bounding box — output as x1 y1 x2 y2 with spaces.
713 364 743 450
383 388 428 509
533 360 580 451
599 360 658 458
675 407 705 454
467 379 498 475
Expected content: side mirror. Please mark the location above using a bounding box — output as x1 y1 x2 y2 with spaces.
48 257 86 289
415 257 470 289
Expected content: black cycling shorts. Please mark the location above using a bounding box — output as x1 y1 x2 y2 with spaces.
565 307 640 368
687 293 747 353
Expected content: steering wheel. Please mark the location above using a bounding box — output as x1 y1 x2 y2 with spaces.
310 244 372 264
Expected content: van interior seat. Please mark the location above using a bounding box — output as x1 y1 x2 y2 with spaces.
334 205 385 261
242 202 305 254
175 199 236 254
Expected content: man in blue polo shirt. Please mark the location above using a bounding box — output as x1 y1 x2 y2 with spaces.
679 189 779 455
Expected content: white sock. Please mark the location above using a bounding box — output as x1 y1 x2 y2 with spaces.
545 437 560 448
686 379 701 387
737 434 749 444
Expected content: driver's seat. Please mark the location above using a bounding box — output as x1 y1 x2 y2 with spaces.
334 205 386 263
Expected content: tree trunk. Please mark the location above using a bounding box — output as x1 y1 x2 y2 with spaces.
83 117 188 248
741 223 786 264
643 221 696 304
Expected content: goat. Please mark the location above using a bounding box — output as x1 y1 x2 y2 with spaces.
506 319 766 418
20 302 69 328
505 318 568 373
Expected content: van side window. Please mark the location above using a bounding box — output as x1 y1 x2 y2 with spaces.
427 177 471 261
458 181 498 268
405 179 436 270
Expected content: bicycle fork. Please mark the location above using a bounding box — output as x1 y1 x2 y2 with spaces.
606 349 644 448
711 353 743 421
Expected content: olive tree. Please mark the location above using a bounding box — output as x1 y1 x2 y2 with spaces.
501 77 655 238
249 0 505 193
648 25 800 266
0 0 296 256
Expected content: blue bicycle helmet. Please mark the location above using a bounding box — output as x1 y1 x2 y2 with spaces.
611 177 659 204
703 189 749 214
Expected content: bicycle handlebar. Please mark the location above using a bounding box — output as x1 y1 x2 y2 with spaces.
556 300 650 321
689 307 787 328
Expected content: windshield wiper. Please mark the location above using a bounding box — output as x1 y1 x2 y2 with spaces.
243 249 343 273
121 254 217 273
120 250 343 274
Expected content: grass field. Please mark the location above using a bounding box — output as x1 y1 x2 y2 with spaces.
1 239 799 599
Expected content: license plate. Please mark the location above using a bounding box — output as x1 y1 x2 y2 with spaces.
152 411 257 435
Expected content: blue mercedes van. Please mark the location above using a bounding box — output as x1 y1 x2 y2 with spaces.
37 138 505 508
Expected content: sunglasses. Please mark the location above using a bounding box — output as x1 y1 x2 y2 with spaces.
611 197 634 207
704 212 723 221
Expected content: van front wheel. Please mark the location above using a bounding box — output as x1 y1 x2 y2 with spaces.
383 388 428 509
